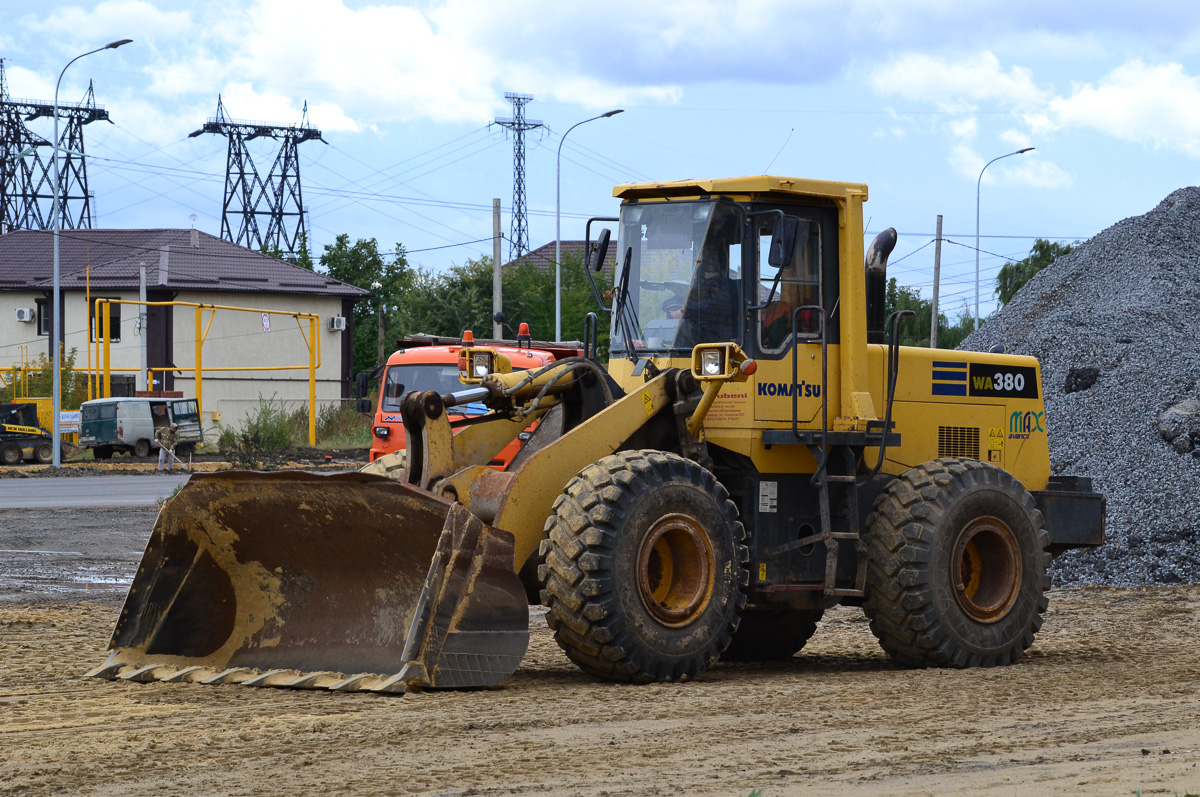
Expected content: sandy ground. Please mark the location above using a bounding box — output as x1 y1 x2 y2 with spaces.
1 508 1199 796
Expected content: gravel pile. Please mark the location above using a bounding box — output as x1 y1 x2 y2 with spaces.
961 187 1200 586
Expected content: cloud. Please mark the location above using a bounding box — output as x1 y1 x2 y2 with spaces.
870 52 1047 112
23 0 191 51
1047 61 1200 156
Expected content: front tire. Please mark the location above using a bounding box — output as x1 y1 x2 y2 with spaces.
539 450 749 683
1 444 22 466
863 458 1050 668
34 441 53 464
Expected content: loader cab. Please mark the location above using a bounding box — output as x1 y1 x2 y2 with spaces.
609 196 840 359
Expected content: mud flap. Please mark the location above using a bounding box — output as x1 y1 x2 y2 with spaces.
88 470 529 693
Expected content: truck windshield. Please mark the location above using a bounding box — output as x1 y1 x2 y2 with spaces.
380 364 467 411
610 200 742 355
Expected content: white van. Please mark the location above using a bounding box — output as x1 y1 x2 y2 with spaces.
79 397 204 459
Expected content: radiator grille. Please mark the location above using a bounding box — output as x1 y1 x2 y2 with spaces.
938 426 981 460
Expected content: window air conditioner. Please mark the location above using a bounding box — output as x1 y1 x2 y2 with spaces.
329 316 347 331
15 308 35 323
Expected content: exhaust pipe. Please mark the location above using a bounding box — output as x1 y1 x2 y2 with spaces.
865 228 898 344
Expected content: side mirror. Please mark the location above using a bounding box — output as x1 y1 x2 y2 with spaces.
591 228 611 273
355 371 368 399
767 216 801 269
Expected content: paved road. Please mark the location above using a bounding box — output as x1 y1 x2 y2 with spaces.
0 474 192 509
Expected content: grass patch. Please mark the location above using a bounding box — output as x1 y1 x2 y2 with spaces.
216 395 370 468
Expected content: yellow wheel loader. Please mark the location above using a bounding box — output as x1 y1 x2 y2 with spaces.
91 176 1105 692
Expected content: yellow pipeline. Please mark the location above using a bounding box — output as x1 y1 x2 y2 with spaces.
95 299 323 445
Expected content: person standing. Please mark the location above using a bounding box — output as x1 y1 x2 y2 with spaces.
156 423 179 471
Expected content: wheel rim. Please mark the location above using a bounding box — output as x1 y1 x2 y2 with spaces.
636 513 715 627
951 516 1021 623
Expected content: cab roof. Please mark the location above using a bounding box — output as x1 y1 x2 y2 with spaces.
613 175 868 202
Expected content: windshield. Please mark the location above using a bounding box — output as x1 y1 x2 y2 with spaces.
610 200 742 354
380 364 466 411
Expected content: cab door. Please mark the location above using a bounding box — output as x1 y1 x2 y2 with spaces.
752 211 829 424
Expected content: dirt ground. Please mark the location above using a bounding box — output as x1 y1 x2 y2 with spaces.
1 508 1199 796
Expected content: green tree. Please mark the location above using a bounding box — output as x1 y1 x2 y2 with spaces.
260 233 314 270
381 253 612 352
0 348 89 409
882 278 977 350
500 253 612 347
994 238 1075 306
320 235 414 375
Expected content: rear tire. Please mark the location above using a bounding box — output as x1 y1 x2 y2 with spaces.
721 609 823 661
34 441 53 464
539 450 749 683
863 458 1050 668
1 444 22 466
134 439 151 459
176 443 195 458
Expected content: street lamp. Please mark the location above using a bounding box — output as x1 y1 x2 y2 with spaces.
51 38 133 467
974 146 1033 331
555 109 623 341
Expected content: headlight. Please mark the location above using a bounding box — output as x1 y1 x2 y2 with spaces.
701 349 724 377
373 426 390 437
472 353 492 377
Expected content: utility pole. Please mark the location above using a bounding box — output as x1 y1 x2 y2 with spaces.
493 93 544 261
493 198 502 338
930 215 942 349
138 263 148 392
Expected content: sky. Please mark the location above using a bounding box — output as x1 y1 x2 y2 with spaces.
5 0 1200 329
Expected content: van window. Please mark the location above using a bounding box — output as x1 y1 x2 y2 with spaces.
171 400 198 416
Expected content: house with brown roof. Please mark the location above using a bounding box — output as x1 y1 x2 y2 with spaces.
503 239 618 277
0 228 367 430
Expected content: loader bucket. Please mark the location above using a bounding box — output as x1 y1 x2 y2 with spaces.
88 470 529 693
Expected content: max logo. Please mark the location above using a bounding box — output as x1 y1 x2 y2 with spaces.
757 381 821 398
382 414 401 423
1009 410 1044 439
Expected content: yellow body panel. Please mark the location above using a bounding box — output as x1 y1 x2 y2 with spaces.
606 343 1052 492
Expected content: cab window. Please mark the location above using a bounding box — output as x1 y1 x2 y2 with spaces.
758 217 821 353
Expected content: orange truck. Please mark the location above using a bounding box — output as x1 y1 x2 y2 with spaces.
360 328 585 464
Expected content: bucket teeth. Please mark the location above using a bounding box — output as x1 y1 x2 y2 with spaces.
200 668 254 685
280 671 338 689
328 673 383 692
160 667 207 683
85 653 124 680
118 664 169 682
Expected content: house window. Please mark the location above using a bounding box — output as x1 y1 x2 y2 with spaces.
90 299 122 342
35 298 49 336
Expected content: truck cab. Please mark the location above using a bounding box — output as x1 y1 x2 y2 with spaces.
367 331 584 463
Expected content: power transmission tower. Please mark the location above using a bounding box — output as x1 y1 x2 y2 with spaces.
494 92 544 260
0 58 110 233
190 95 324 258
